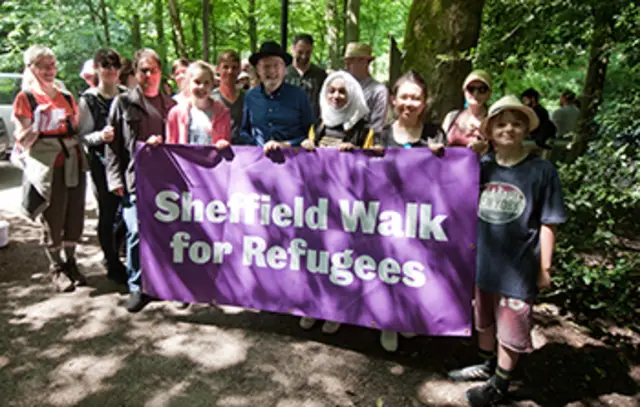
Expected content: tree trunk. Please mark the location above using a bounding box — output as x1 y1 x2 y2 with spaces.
568 8 614 162
168 0 188 58
211 0 218 62
344 0 360 44
248 0 257 52
154 0 167 70
132 14 142 49
84 0 104 44
191 17 199 59
202 0 210 62
403 0 485 123
326 0 340 69
98 0 110 45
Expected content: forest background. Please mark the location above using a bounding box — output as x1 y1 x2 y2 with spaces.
0 0 638 332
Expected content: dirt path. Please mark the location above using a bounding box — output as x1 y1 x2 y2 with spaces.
0 161 638 407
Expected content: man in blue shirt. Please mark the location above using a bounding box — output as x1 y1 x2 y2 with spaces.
239 41 315 152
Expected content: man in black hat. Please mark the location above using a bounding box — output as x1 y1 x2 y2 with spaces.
239 41 315 152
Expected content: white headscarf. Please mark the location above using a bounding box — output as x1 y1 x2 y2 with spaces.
319 70 369 131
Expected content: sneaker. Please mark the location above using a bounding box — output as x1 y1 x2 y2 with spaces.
50 265 75 293
299 317 317 330
173 301 190 310
380 331 398 352
448 362 493 382
321 321 341 334
465 378 506 407
65 260 88 287
126 292 152 313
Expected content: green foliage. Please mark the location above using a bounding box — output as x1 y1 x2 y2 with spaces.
552 134 640 323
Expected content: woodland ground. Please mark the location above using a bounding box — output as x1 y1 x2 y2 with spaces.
0 160 638 407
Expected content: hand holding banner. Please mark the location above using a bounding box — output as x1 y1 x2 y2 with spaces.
136 145 479 335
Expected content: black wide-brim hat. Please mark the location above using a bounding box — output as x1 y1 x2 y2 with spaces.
249 41 293 66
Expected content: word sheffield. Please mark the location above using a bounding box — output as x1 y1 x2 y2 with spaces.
154 191 449 241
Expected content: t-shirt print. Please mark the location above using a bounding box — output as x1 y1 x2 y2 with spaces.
478 182 526 224
36 107 67 133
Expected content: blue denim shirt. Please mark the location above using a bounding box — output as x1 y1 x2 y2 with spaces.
238 82 315 146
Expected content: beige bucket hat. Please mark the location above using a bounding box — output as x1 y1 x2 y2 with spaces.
344 42 375 60
480 95 540 135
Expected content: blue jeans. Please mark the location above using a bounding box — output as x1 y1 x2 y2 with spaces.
122 194 141 292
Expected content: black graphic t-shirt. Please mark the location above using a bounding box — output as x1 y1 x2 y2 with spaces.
476 154 567 300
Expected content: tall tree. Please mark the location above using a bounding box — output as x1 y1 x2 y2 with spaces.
168 0 188 58
202 0 210 62
83 0 105 44
325 0 340 69
248 0 257 52
132 13 142 49
403 0 485 122
345 0 360 44
569 1 627 161
154 0 167 69
191 16 199 59
98 0 111 45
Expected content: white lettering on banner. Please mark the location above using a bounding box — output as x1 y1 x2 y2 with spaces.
237 235 428 288
339 200 448 241
169 232 232 264
155 190 180 222
153 192 449 241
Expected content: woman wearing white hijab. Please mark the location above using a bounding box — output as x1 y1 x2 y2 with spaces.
302 70 374 151
299 70 372 334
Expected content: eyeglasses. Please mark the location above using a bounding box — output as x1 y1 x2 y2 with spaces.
466 85 489 94
101 62 121 70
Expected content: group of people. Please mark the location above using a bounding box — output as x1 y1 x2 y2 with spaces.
11 34 568 407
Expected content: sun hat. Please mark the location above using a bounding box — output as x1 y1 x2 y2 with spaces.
343 42 375 60
480 95 540 135
249 41 293 66
463 69 492 90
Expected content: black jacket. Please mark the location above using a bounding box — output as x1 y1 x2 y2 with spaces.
104 87 175 194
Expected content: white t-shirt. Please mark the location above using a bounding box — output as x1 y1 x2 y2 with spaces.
188 106 213 145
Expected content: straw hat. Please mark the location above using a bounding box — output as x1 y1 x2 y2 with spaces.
463 69 492 89
480 95 539 135
344 42 375 60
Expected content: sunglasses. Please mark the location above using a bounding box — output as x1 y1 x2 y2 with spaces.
466 85 489 94
101 61 121 70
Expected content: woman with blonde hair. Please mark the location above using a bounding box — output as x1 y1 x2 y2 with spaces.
166 60 231 148
12 45 89 292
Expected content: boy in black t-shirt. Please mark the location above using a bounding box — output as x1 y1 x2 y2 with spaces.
448 95 567 407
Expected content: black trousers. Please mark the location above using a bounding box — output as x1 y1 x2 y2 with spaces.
88 151 126 268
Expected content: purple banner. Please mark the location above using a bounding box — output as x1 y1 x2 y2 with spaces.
136 145 479 336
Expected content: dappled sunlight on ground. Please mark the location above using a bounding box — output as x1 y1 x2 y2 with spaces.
47 354 125 406
0 161 638 406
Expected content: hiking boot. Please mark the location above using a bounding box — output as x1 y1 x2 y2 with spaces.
126 292 152 313
299 317 317 330
50 265 75 293
465 377 506 407
321 321 341 334
380 331 398 352
448 362 494 382
65 259 88 287
106 262 128 285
